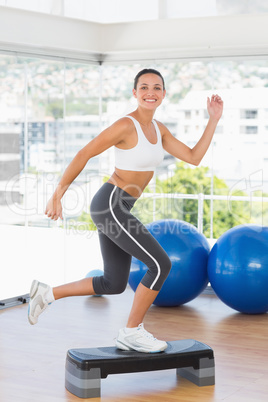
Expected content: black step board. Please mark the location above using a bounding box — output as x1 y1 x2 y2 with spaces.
66 339 214 379
65 339 215 397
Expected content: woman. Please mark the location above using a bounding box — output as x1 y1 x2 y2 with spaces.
28 68 223 353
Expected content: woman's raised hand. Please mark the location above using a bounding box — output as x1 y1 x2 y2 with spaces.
207 94 223 122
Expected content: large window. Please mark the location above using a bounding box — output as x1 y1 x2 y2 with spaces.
1 0 268 23
0 55 100 300
1 54 268 300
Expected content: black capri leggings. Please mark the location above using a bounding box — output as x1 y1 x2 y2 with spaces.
90 182 171 295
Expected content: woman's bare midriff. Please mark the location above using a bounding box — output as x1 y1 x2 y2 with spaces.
107 168 154 198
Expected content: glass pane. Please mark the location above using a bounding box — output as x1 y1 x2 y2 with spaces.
63 62 101 282
0 55 25 226
166 0 268 19
0 56 67 300
64 0 158 23
24 58 64 228
0 55 26 299
3 0 268 21
23 58 66 297
211 60 268 237
5 0 54 13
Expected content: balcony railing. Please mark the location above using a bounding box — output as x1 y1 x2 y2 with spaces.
141 192 268 236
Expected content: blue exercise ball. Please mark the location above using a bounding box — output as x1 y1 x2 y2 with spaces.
129 219 210 307
85 269 103 278
207 225 268 314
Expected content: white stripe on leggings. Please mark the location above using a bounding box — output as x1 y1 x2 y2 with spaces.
109 186 160 290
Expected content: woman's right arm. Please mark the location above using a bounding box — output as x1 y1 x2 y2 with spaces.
45 118 131 220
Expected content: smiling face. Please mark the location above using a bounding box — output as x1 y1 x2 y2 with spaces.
132 73 166 110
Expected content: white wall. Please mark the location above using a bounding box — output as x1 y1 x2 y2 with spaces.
0 6 268 62
101 13 268 62
0 6 101 61
0 225 103 299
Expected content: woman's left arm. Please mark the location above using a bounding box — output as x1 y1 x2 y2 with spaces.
162 94 223 166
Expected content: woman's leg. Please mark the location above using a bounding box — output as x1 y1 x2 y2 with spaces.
93 186 172 347
126 283 159 328
28 230 132 325
52 226 161 326
53 277 95 300
53 229 132 299
29 183 171 352
53 276 160 328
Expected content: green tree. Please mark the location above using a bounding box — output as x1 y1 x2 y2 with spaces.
46 100 63 119
66 211 96 232
72 163 267 239
132 162 256 238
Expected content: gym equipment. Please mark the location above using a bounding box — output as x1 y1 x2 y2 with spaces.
85 269 103 278
129 219 210 306
208 224 268 314
65 339 215 398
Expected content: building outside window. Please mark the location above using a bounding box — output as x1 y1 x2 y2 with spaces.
241 109 258 119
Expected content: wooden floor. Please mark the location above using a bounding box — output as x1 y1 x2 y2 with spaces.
0 287 267 402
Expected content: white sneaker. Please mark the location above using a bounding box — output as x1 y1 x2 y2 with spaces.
115 323 167 353
28 280 52 325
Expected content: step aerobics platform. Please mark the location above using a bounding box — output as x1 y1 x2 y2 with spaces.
65 339 215 398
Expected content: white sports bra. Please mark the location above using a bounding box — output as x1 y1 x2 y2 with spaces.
114 116 164 172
